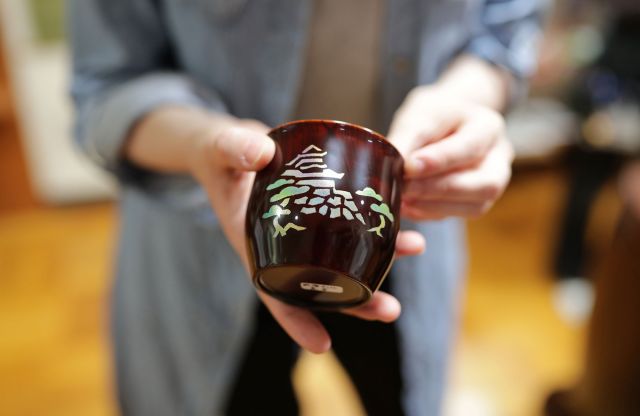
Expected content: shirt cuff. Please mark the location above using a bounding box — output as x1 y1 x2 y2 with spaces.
464 24 541 108
77 72 227 172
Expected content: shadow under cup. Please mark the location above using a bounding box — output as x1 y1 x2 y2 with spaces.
246 120 403 309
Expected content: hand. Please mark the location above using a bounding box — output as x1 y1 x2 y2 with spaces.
388 85 514 220
188 117 426 353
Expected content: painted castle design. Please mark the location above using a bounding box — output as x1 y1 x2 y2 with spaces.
262 145 394 237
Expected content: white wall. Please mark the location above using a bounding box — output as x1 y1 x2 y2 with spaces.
0 0 115 204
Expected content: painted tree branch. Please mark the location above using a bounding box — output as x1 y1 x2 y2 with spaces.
272 218 306 237
367 214 386 237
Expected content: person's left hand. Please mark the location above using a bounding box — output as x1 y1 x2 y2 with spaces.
388 85 514 220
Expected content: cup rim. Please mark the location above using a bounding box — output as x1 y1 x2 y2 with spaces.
268 119 402 159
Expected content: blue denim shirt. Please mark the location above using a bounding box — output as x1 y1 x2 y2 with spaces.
68 1 543 415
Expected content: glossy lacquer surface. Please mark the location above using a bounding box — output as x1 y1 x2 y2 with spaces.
246 120 403 308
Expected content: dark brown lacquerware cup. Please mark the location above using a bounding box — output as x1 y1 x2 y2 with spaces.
245 120 403 309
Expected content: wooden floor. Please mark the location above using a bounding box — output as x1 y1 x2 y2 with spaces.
0 166 620 416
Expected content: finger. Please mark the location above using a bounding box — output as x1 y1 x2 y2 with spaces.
404 175 502 203
387 106 464 159
395 230 426 257
212 126 276 172
405 109 504 178
341 291 401 322
402 200 494 220
259 293 331 354
403 141 511 203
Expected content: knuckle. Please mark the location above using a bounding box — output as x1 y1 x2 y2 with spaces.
472 109 505 144
502 138 516 162
211 126 254 168
415 123 438 142
224 125 246 143
230 126 251 150
213 126 240 149
210 128 227 155
407 85 431 104
487 110 506 134
207 127 229 164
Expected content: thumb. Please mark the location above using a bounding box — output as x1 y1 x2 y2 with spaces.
213 126 276 171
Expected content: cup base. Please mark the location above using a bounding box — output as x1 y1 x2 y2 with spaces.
254 265 372 309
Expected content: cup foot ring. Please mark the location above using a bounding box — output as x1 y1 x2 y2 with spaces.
254 265 372 309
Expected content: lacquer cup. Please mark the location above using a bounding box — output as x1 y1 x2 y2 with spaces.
245 120 403 309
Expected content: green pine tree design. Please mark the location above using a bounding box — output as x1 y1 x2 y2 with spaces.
262 145 394 237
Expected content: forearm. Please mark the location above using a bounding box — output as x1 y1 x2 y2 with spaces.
432 54 512 111
124 106 233 175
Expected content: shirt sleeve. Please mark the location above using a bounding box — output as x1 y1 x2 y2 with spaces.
464 0 548 103
68 0 228 173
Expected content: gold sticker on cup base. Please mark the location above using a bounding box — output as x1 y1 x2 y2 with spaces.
300 282 344 293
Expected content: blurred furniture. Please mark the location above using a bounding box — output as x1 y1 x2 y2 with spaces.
553 148 623 279
0 25 35 210
553 12 640 281
545 162 640 415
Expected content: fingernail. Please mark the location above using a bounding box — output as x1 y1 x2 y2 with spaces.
246 135 273 168
382 299 401 322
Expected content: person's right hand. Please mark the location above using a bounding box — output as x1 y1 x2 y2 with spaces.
187 117 426 353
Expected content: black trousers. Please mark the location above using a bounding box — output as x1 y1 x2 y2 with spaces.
224 280 404 416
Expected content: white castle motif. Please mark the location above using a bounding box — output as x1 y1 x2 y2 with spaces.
262 145 394 237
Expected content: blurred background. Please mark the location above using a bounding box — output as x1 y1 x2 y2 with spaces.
1 0 638 415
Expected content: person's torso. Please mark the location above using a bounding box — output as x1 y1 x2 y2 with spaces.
159 0 477 130
294 0 385 131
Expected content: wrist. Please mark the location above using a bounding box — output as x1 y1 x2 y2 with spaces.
124 105 237 175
